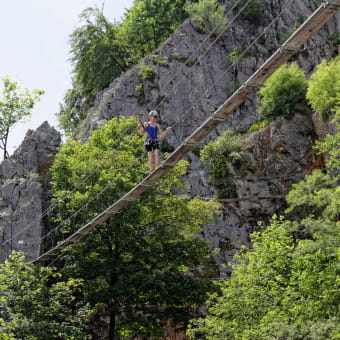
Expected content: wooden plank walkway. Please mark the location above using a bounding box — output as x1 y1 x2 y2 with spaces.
35 1 339 262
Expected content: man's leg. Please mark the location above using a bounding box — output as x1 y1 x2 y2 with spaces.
154 149 160 168
148 151 154 171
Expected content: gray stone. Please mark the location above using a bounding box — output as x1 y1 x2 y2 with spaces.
1 0 339 277
0 122 61 263
74 0 339 277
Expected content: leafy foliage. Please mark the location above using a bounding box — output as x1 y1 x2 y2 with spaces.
56 86 88 135
306 55 340 117
0 252 92 340
188 58 340 340
330 32 340 46
69 8 131 104
188 205 339 339
185 0 227 34
119 0 187 59
315 107 340 170
246 117 273 133
50 117 220 338
201 130 243 198
258 63 309 120
50 116 145 230
137 62 155 81
0 77 44 158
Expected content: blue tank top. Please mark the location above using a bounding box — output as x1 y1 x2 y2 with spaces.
145 123 158 140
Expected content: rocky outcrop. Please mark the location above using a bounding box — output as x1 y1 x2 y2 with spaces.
0 122 61 262
0 1 337 270
76 0 338 277
79 0 339 146
205 114 320 276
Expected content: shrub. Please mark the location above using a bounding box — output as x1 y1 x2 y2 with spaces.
138 62 155 81
258 63 308 120
201 130 242 198
156 57 170 67
230 151 244 167
134 83 143 92
247 117 273 133
306 55 340 117
208 154 237 198
185 0 227 35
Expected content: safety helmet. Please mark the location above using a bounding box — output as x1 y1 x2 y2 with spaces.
149 110 159 118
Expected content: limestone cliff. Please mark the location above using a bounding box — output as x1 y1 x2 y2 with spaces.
0 122 60 262
79 0 339 144
77 0 339 275
0 0 338 272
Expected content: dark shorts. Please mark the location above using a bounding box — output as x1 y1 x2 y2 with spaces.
145 140 160 152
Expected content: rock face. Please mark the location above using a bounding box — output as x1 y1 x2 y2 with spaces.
0 1 337 273
0 122 61 262
77 0 338 276
205 114 321 275
79 0 339 145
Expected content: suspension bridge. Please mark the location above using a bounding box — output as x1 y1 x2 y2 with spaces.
14 1 340 263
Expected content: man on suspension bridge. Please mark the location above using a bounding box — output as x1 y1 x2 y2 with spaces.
138 111 172 172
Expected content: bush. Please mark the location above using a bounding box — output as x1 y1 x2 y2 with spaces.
247 117 273 133
258 63 308 120
306 55 340 117
185 0 227 34
201 130 242 198
138 62 155 81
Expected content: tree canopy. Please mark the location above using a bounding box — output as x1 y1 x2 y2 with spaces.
188 136 340 339
0 252 92 340
49 116 220 339
69 8 131 104
120 0 187 59
0 77 44 158
307 55 340 118
185 0 227 34
258 63 309 120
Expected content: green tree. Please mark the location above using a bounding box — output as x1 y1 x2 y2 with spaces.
0 77 44 159
188 59 340 340
258 63 309 119
306 55 340 117
188 215 339 339
50 117 220 339
120 0 187 60
69 7 131 104
0 252 92 340
315 107 340 169
185 0 227 34
56 86 88 135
